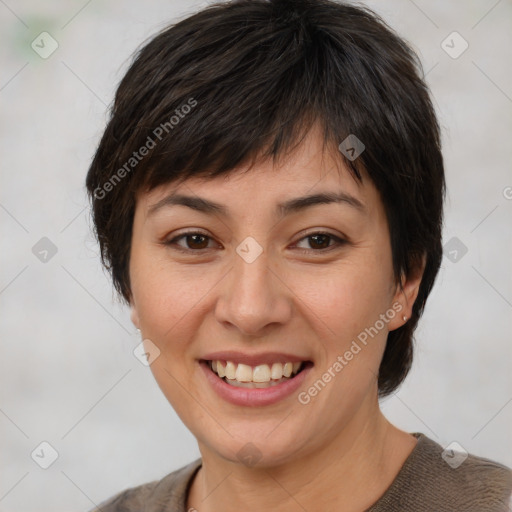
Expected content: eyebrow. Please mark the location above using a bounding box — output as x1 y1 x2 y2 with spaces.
147 190 366 219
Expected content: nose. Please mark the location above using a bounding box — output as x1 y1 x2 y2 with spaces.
214 248 292 337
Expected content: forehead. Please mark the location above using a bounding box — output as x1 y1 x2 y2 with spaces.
137 128 381 219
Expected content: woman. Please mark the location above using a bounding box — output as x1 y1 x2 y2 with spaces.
85 0 512 510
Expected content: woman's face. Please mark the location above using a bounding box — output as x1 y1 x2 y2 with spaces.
129 129 418 467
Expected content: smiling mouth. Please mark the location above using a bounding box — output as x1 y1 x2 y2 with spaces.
202 359 313 389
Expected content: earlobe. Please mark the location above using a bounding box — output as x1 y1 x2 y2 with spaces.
389 254 426 331
130 304 140 330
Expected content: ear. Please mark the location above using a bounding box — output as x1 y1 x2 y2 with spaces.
388 253 426 331
130 302 141 330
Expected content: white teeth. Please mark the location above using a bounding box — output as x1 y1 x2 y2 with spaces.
225 361 236 380
271 362 283 379
209 359 304 384
235 363 253 382
252 364 271 382
225 376 290 388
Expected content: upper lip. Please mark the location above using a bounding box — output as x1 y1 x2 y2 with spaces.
200 351 311 367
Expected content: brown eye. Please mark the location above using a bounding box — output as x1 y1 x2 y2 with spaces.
184 234 210 249
294 232 347 253
165 232 215 252
307 234 331 249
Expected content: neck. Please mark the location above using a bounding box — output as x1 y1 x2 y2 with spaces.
187 400 417 512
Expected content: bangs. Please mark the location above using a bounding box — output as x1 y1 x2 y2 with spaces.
108 6 376 195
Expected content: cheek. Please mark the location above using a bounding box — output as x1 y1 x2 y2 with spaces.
130 250 219 350
130 256 212 419
290 255 393 333
293 265 391 414
288 250 393 392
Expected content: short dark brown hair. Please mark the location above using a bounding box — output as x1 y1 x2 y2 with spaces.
86 0 445 397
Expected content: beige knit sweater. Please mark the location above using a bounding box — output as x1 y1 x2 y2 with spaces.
92 433 512 511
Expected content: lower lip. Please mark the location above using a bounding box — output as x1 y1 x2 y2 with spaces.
199 360 313 407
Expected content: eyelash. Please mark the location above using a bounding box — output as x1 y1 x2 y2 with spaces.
164 231 347 255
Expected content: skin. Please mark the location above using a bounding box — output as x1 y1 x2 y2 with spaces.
129 125 425 511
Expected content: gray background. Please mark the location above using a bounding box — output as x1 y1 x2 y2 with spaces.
1 0 511 510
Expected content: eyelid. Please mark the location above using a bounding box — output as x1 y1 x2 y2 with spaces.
292 230 347 253
164 229 217 252
164 229 347 254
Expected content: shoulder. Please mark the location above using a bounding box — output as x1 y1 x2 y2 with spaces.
417 435 511 494
370 434 512 512
89 458 202 512
442 449 512 510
